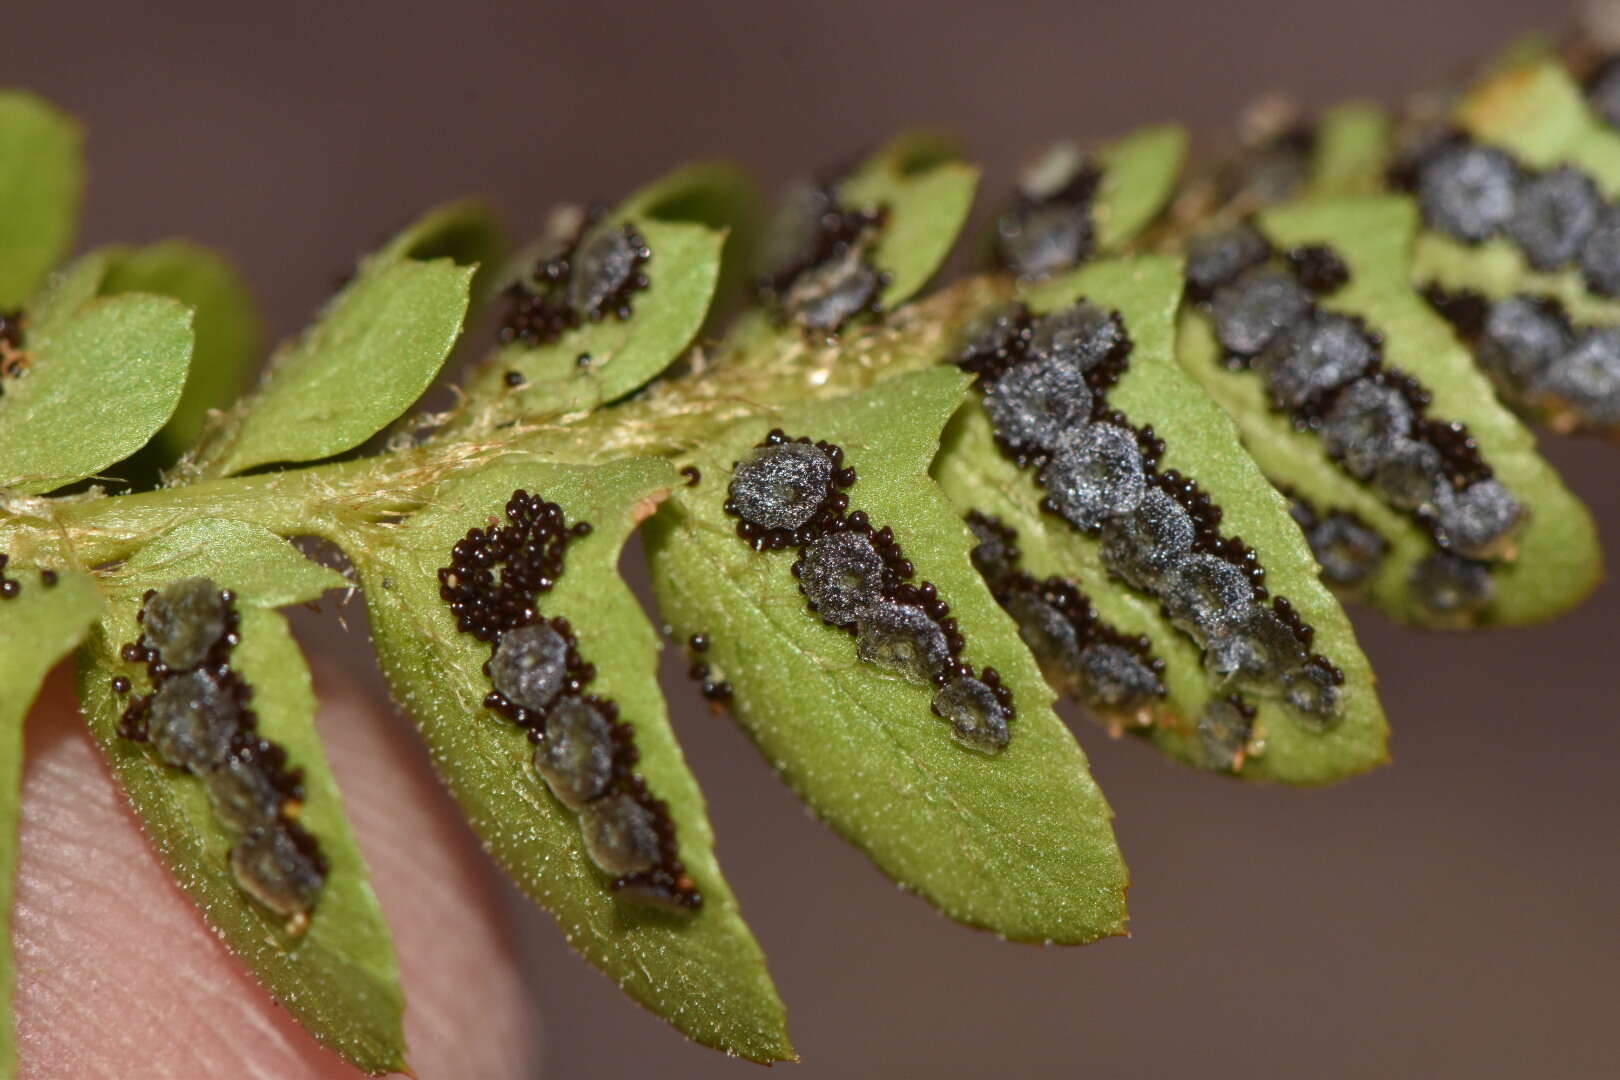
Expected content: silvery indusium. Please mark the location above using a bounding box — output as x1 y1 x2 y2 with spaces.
0 18 1614 1071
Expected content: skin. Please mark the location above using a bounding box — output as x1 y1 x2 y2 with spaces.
12 665 542 1079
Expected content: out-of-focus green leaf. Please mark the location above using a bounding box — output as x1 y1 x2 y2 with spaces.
840 132 980 307
465 219 722 422
1413 58 1620 327
23 250 111 333
1457 58 1620 185
1413 230 1620 327
75 520 403 1074
0 295 193 494
645 368 1130 940
345 456 792 1062
1481 30 1556 75
1407 58 1620 431
1187 198 1601 627
0 93 83 307
98 242 264 459
970 124 1183 276
1092 124 1188 248
936 257 1388 783
0 567 100 1080
1308 102 1392 196
193 256 472 476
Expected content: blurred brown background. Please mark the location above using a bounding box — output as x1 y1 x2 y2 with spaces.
13 1 1620 1076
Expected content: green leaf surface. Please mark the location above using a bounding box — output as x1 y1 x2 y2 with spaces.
1186 198 1601 627
933 256 1388 783
109 517 350 604
1413 231 1620 326
0 294 193 494
616 162 762 307
0 93 83 307
1412 58 1620 327
1457 58 1620 189
840 133 980 307
1092 124 1188 249
99 242 264 460
465 219 722 422
375 198 500 267
0 567 100 1080
23 250 111 333
344 456 792 1062
197 256 473 476
646 368 1130 940
75 521 403 1074
1308 102 1392 196
373 198 502 307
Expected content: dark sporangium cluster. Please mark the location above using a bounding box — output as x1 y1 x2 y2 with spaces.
1391 129 1620 292
683 632 733 705
992 142 1104 281
0 309 25 393
723 430 1015 753
116 578 326 933
498 209 652 348
1390 112 1620 433
955 294 1346 761
757 183 890 332
1586 53 1620 136
1284 491 1390 588
1424 283 1620 433
1188 223 1525 619
965 511 1165 724
0 552 59 599
1391 124 1620 430
438 489 700 912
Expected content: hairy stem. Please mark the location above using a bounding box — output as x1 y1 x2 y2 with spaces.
0 277 995 570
